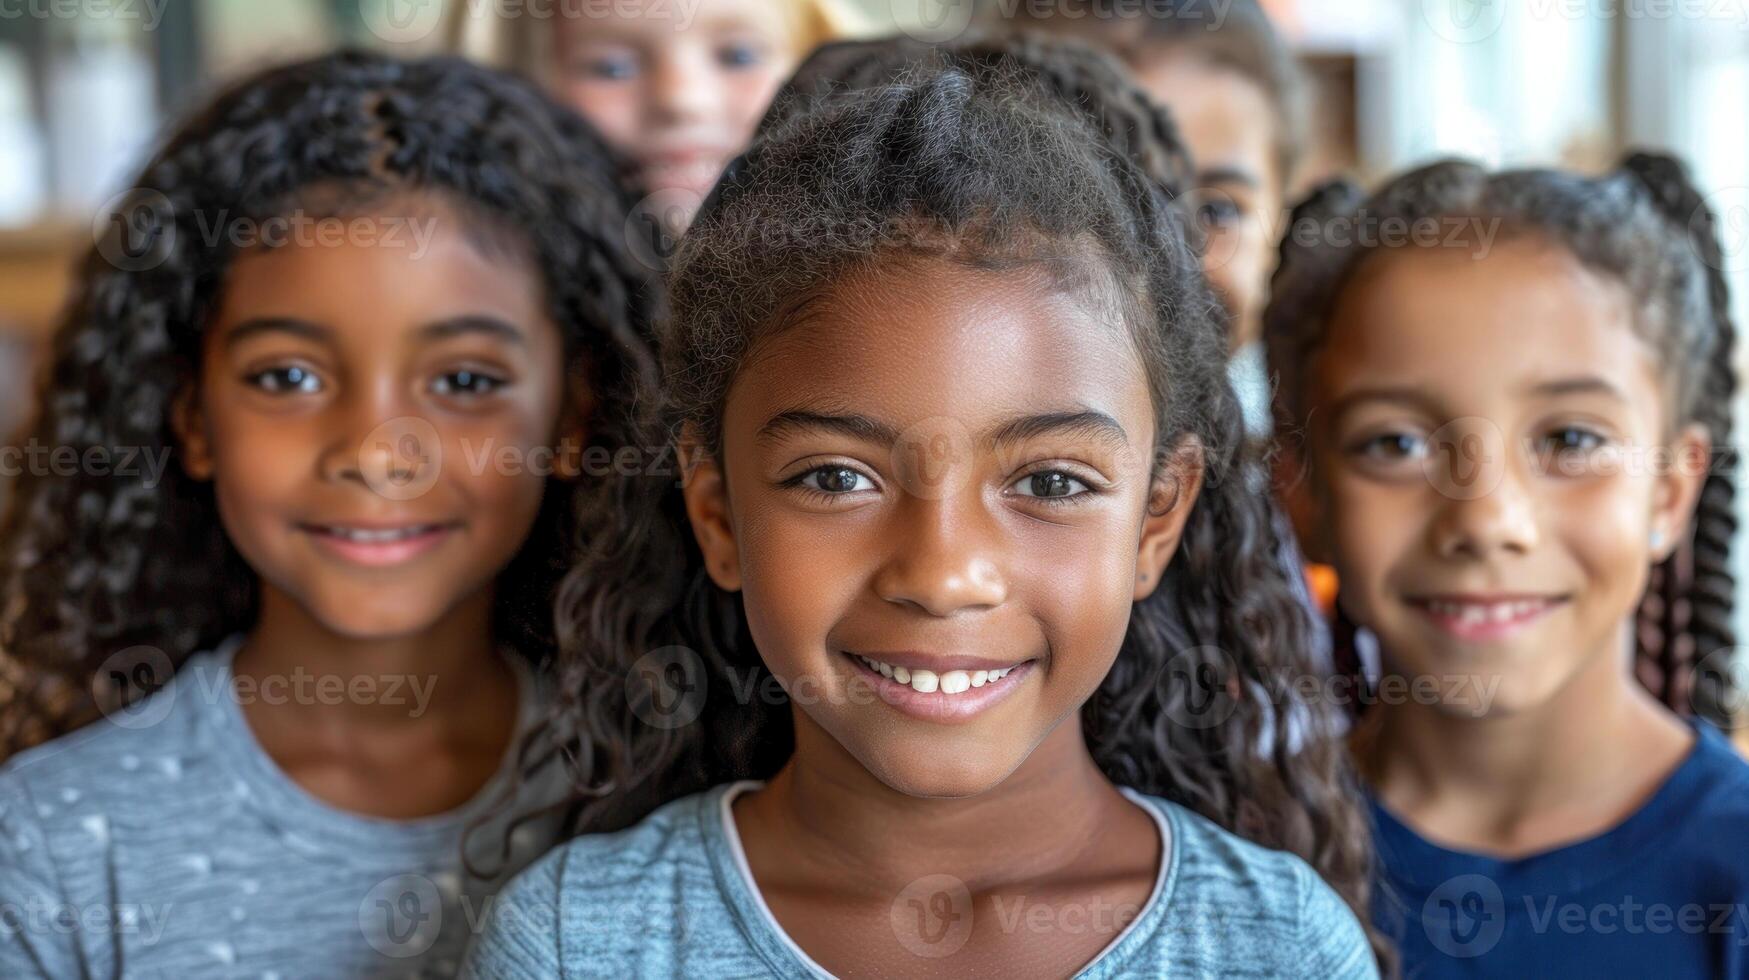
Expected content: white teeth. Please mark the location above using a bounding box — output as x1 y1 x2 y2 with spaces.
1424 599 1549 623
854 656 1020 695
328 526 429 543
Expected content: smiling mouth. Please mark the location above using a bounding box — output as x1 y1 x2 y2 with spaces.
299 522 459 566
850 652 1021 695
1406 595 1569 640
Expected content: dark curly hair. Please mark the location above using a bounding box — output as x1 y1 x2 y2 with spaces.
1264 154 1738 729
0 50 661 759
538 36 1386 968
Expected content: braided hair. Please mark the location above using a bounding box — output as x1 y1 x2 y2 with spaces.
541 41 1386 967
0 50 661 758
1265 153 1738 728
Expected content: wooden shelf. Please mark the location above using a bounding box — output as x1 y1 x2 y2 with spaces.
0 220 81 341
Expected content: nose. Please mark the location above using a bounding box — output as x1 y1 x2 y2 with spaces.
1427 461 1540 560
647 46 717 125
316 381 429 491
872 496 1009 617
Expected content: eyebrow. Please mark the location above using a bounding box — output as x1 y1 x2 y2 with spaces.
221 314 526 349
1198 166 1262 190
755 407 1131 451
1527 375 1630 403
1329 376 1632 420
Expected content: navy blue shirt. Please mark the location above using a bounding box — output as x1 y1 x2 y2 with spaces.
1371 721 1749 979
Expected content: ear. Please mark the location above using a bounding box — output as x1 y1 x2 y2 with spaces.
553 363 599 481
1649 422 1712 563
1134 436 1206 601
678 422 742 592
170 383 214 480
1272 434 1333 565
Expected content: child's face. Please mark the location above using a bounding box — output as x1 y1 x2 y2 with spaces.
553 0 798 203
1132 52 1282 352
176 195 580 639
682 259 1197 798
1304 237 1709 717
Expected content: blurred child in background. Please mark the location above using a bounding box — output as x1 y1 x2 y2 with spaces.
1267 153 1749 976
0 51 660 977
451 0 866 225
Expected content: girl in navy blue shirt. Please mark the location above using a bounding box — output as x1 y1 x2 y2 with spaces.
1264 152 1749 977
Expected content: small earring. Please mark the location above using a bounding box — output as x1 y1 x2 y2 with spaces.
1650 529 1666 551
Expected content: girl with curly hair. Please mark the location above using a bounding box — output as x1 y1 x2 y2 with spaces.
0 50 659 977
1264 154 1748 975
465 42 1378 979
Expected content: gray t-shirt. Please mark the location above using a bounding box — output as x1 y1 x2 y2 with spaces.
461 780 1377 979
0 636 566 979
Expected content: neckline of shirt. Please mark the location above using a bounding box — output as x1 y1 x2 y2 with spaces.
1368 717 1742 896
191 633 544 862
705 778 1180 979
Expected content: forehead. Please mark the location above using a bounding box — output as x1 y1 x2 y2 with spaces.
556 0 796 44
1314 236 1659 412
1132 53 1276 179
210 195 546 331
724 258 1152 436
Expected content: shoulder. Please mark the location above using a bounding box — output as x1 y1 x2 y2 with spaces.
1127 793 1377 978
465 785 726 976
0 651 216 810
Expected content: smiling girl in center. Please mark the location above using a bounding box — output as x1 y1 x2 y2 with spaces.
466 52 1379 979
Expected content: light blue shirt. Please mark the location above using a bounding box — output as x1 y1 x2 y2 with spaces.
0 636 565 979
462 780 1377 978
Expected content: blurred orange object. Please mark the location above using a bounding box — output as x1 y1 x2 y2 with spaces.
1305 563 1338 616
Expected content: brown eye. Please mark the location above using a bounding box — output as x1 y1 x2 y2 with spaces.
799 466 872 494
1012 470 1088 500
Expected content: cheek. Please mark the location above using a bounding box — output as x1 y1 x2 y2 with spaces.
557 83 641 149
1549 474 1655 596
732 501 862 672
723 67 786 138
1325 473 1423 592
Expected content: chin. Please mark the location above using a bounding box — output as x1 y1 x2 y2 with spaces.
301 591 454 641
853 743 1021 800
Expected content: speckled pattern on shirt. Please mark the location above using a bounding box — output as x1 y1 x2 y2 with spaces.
0 636 566 979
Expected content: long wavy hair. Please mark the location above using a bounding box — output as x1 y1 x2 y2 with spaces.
1265 154 1738 728
0 51 661 759
539 38 1386 967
